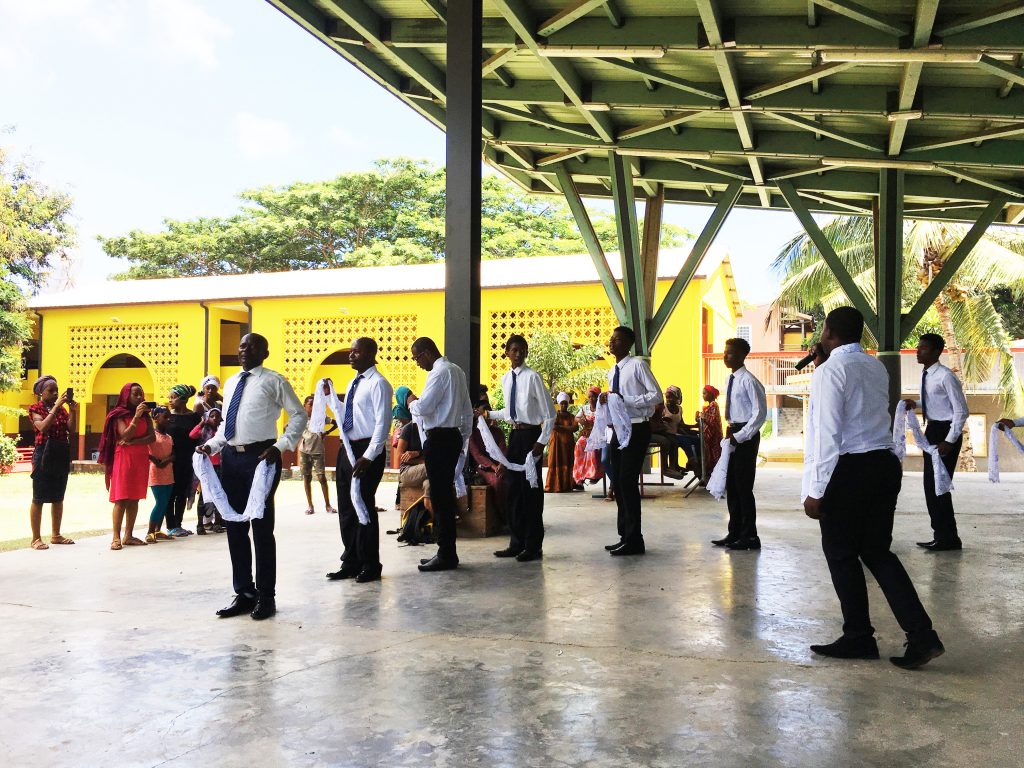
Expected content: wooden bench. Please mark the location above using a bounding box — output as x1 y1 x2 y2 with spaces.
397 483 501 538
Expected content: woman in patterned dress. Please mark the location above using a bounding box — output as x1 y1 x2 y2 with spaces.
26 375 75 550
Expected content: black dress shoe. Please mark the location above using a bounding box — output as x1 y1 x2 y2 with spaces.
516 550 543 562
216 594 256 618
916 540 936 548
711 536 735 547
355 569 382 583
727 537 761 550
418 555 458 572
925 539 962 552
610 541 645 556
326 568 360 580
890 634 945 669
493 547 523 558
250 599 276 620
810 635 880 660
604 540 625 551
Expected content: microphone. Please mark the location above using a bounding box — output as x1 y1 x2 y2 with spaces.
794 351 817 372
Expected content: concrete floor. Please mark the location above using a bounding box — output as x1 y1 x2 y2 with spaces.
1 468 1022 768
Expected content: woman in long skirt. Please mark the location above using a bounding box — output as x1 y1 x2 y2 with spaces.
545 392 577 493
26 375 75 550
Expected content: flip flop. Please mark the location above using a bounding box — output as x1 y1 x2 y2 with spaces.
31 539 49 550
110 540 123 551
123 537 148 546
304 508 314 515
50 535 75 545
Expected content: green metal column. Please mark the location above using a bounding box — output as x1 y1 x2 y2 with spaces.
874 169 904 418
608 151 649 355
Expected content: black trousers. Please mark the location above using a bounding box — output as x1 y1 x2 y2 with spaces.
503 426 544 554
166 458 193 530
423 427 463 562
820 450 933 641
221 441 282 599
923 420 962 542
725 431 760 541
336 437 386 574
609 421 651 546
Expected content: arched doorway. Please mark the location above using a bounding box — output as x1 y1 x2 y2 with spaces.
83 354 157 458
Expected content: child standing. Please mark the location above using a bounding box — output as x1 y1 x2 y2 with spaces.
146 407 175 544
189 408 225 533
299 395 337 515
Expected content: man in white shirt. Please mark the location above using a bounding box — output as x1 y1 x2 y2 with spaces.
804 307 943 669
200 333 307 621
713 337 767 551
409 337 474 572
325 337 393 584
481 334 556 562
600 326 662 556
902 333 968 551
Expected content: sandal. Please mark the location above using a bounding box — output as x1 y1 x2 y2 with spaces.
153 531 174 541
50 535 75 545
304 507 314 515
145 533 159 544
31 538 49 550
326 505 337 514
110 539 122 551
123 536 147 546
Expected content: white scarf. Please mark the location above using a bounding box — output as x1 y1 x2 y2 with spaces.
706 438 734 500
475 414 539 488
988 423 1024 483
192 452 275 522
585 394 632 451
893 400 954 496
312 378 371 525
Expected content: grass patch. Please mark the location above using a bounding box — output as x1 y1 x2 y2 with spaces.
0 528 108 552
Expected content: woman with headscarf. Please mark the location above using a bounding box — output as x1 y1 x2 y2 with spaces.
572 386 604 488
544 392 578 493
675 384 725 477
165 384 201 536
192 375 222 416
99 382 155 550
26 375 75 550
651 385 687 479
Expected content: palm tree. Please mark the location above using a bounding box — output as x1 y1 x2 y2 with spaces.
771 216 1024 470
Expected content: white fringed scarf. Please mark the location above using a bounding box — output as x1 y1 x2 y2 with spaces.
706 438 734 500
311 377 371 525
988 423 1024 483
192 452 275 523
893 400 954 496
585 393 632 451
475 414 539 488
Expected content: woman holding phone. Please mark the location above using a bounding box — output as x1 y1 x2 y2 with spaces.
98 382 155 550
26 375 75 550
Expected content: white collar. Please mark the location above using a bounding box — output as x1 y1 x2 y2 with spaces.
615 355 633 367
830 343 863 358
924 361 942 374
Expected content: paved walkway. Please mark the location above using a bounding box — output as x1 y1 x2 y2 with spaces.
1 469 1021 767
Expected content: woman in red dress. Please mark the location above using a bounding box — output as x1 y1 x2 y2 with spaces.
572 386 603 487
98 382 155 550
700 385 724 474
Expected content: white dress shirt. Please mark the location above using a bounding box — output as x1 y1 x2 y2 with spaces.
804 343 893 499
410 357 474 440
341 365 394 462
607 355 663 422
205 366 307 454
488 365 556 444
913 362 968 444
724 366 767 443
1015 417 1024 428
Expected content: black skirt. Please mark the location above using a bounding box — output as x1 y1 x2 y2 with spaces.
31 439 71 504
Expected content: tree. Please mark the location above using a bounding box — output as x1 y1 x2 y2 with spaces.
102 158 692 278
526 329 608 398
0 145 76 399
772 216 1024 470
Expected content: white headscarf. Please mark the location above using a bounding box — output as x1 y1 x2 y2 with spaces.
556 391 570 404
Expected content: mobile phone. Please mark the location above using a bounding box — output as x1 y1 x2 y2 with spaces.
65 387 74 403
143 401 157 410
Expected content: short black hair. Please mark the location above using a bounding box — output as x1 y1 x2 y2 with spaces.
613 325 636 347
725 337 751 356
504 334 528 351
353 336 378 356
411 337 441 356
824 306 864 344
919 333 945 354
304 395 315 405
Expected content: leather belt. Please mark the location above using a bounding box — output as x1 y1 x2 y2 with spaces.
512 423 541 430
426 427 460 435
729 421 747 429
229 439 275 453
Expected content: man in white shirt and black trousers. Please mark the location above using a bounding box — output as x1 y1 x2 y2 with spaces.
480 334 556 562
902 333 968 552
326 337 393 584
804 307 944 669
410 337 474 572
200 333 307 621
713 337 767 551
601 326 662 556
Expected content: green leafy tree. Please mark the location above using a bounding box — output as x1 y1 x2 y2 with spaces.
526 329 608 399
102 158 692 278
772 216 1024 469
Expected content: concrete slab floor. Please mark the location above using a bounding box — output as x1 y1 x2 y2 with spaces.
0 468 1021 768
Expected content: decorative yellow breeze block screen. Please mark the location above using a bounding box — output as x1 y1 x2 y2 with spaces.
68 323 180 399
486 307 618 387
282 314 419 395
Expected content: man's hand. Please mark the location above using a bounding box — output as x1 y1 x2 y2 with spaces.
473 407 487 419
352 457 371 478
902 398 917 410
937 440 952 457
811 343 828 367
532 442 544 457
494 464 505 479
997 418 1016 431
599 392 608 405
729 433 739 447
196 444 212 455
259 445 282 464
804 496 824 520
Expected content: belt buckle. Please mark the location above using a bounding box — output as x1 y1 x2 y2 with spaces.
235 444 246 453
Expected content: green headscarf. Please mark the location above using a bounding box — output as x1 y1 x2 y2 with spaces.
392 386 412 421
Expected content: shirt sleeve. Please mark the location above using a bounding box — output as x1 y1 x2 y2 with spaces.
734 376 767 443
274 375 308 453
943 372 968 443
807 366 844 499
624 359 663 409
535 373 557 444
489 376 510 423
1015 417 1024 428
411 366 448 421
364 377 394 462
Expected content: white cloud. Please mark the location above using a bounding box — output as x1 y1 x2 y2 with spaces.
147 0 231 71
236 112 296 159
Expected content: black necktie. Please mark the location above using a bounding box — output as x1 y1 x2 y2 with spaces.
223 370 250 441
509 371 519 422
921 370 928 422
343 375 363 433
725 373 735 422
612 364 621 394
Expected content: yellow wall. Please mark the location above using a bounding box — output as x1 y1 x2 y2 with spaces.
4 263 737 440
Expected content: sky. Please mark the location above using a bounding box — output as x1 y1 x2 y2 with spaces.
1 0 805 305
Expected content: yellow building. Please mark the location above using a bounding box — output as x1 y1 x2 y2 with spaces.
3 251 739 456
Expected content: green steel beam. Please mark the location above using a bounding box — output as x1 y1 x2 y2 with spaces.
763 111 884 152
745 62 857 101
888 0 939 156
603 1 623 27
978 55 1024 89
934 166 1024 198
421 0 447 22
537 0 612 37
617 111 708 140
776 178 879 328
874 169 904 414
554 163 628 323
485 103 601 139
648 179 742 347
608 151 649 353
594 59 724 102
812 0 909 37
900 194 1010 339
640 186 664 314
905 122 1024 152
936 1 1024 37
